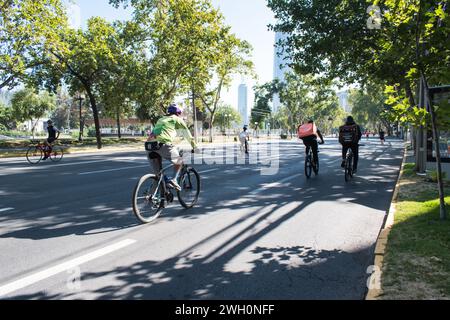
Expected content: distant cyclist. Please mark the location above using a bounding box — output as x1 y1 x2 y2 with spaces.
43 120 60 161
239 126 250 154
339 116 362 174
147 104 198 191
298 120 325 167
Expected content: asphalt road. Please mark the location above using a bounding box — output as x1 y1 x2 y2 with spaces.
0 138 404 300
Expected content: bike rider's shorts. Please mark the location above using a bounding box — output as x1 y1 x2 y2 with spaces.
47 138 56 144
147 143 183 165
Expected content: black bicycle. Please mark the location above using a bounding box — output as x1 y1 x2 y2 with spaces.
305 146 320 179
344 148 354 182
343 144 364 182
132 149 200 224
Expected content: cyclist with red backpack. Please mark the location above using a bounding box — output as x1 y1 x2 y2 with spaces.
298 120 325 167
339 116 362 174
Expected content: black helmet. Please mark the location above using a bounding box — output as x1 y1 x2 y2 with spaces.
47 120 53 125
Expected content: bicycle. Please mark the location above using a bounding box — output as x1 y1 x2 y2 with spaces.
343 144 364 182
132 149 201 224
26 141 64 165
304 142 323 179
344 148 354 182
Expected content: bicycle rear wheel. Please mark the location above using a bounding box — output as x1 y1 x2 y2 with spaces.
345 154 353 182
49 146 64 162
305 155 312 179
177 167 200 209
26 146 43 165
132 174 164 224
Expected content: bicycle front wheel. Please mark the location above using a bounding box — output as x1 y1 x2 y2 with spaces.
132 174 164 224
177 167 200 209
49 146 64 162
26 146 43 165
305 156 312 179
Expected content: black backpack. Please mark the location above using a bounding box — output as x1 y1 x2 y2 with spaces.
339 124 358 144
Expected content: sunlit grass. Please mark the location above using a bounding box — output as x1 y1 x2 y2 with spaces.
381 169 450 300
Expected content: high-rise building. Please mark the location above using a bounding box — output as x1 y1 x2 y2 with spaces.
272 32 291 112
238 84 248 125
0 89 13 106
337 90 352 113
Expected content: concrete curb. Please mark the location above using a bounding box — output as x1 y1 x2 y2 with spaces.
365 144 408 300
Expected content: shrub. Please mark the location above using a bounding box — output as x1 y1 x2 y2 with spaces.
428 170 448 183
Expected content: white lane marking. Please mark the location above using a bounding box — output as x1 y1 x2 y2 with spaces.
0 207 13 213
0 160 116 173
79 165 149 175
0 239 137 298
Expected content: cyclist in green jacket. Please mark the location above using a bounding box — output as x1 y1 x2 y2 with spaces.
147 104 198 191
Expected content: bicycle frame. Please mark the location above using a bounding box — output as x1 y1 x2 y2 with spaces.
151 162 176 201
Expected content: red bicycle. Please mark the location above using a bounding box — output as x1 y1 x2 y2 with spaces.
26 142 64 165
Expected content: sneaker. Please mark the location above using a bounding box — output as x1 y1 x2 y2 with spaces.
42 156 49 161
341 161 345 168
169 179 182 191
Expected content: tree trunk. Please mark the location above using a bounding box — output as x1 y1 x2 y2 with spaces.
209 115 214 143
116 108 121 139
86 89 102 149
404 81 417 108
422 73 447 220
79 101 83 142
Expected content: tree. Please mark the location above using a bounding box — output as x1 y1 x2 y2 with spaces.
34 17 133 149
0 0 68 89
349 83 393 134
268 0 449 219
250 81 280 133
269 73 343 137
0 102 13 131
111 0 240 125
200 29 254 142
10 88 56 137
213 104 241 132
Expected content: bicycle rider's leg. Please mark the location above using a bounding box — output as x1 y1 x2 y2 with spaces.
43 138 54 159
342 145 349 167
159 144 184 180
147 152 162 175
352 144 359 170
311 140 319 166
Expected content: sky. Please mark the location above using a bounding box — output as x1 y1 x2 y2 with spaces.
68 0 277 110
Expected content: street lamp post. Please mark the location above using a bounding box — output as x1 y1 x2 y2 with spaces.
76 93 85 142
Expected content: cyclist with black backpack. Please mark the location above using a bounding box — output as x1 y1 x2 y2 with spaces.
339 116 362 174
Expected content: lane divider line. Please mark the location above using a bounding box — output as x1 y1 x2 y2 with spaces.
79 165 149 175
0 239 137 298
0 208 13 213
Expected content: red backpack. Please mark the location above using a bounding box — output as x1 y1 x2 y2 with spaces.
298 123 318 139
